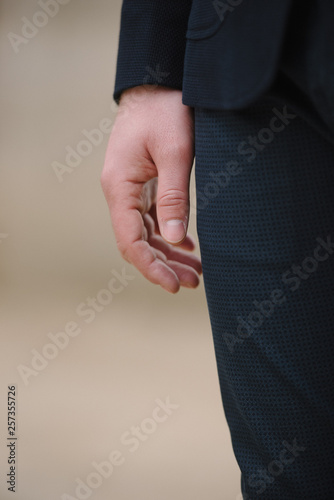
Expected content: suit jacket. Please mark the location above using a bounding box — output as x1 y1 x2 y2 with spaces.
114 0 334 135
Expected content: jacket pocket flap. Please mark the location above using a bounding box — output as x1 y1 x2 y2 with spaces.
186 0 228 40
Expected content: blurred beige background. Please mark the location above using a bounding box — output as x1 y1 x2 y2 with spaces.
0 1 240 498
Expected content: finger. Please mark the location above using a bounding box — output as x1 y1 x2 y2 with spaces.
166 260 200 289
143 213 157 239
148 207 197 251
115 206 182 293
102 171 181 292
149 235 202 274
130 238 182 293
178 233 197 251
154 144 193 245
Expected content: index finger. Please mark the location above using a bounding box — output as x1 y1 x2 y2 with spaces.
102 176 182 293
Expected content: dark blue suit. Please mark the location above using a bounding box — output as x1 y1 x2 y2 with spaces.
114 2 334 498
115 0 292 108
115 0 334 127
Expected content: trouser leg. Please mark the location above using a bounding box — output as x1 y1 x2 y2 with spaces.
194 99 334 499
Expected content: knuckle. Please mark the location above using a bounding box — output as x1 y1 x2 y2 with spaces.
100 169 121 202
100 169 109 190
158 188 188 209
116 239 130 263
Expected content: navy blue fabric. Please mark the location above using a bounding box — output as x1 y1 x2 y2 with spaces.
279 0 334 138
112 0 334 177
194 99 334 499
114 1 334 129
113 0 192 104
113 0 292 108
183 0 292 109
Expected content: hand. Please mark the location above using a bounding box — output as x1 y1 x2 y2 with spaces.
101 85 202 293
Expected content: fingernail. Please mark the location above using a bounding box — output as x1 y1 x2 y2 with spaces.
162 219 186 243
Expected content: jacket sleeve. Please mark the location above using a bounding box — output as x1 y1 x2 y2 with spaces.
113 0 193 104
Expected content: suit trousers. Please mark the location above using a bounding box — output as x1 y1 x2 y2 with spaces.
194 94 334 498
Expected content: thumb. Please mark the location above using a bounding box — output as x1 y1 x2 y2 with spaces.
156 154 192 245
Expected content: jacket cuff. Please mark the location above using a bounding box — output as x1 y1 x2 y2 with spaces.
113 0 192 104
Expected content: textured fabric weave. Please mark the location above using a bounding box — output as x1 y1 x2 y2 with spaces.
194 98 334 499
114 0 192 104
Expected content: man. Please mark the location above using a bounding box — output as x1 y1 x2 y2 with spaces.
101 1 334 498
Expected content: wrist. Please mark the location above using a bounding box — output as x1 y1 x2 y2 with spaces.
119 85 181 106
